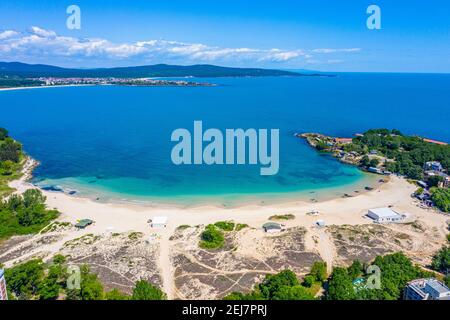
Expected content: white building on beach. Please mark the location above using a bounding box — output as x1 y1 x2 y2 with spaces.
367 208 405 223
149 216 168 228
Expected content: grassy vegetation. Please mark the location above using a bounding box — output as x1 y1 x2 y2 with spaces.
199 224 225 249
430 187 450 212
431 246 450 275
224 268 321 300
199 221 250 249
4 255 166 300
0 128 60 240
128 232 143 240
224 252 441 300
0 77 44 88
0 160 23 198
326 252 433 300
0 189 59 240
214 221 235 231
235 223 249 231
347 129 450 180
269 214 295 221
0 128 26 198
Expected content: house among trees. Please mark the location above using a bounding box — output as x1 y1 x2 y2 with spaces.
424 161 444 172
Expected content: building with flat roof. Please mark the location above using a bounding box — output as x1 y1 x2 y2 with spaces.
262 222 282 233
367 208 405 223
404 278 450 300
0 269 7 300
75 219 94 229
150 216 168 228
424 161 443 172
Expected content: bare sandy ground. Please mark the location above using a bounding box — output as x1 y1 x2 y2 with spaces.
6 158 449 298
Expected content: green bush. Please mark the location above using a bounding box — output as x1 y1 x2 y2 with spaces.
431 246 450 273
431 188 450 212
0 189 59 239
132 280 166 300
224 269 315 301
199 224 225 249
214 221 235 231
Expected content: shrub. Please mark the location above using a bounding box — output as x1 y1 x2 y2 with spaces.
199 225 225 249
214 221 235 231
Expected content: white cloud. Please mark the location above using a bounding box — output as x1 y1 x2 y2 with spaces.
0 30 19 40
30 26 57 38
0 26 361 65
312 48 361 54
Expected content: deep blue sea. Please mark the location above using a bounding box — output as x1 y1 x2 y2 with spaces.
1 73 449 205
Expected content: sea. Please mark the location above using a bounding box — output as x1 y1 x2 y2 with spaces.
1 72 449 206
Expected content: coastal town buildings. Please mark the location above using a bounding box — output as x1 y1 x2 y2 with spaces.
424 161 444 172
0 269 7 300
404 279 450 300
367 208 405 223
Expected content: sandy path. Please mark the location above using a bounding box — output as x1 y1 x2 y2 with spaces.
159 230 175 299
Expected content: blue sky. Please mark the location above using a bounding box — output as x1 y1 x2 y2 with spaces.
0 0 449 72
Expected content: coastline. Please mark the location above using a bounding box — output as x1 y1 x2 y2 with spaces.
10 157 447 230
0 81 214 92
32 171 381 209
7 156 449 299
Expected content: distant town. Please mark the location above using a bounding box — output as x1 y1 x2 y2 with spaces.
0 76 214 89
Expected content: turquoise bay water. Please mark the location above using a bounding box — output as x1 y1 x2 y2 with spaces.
1 73 449 205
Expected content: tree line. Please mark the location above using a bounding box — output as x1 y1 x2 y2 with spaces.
3 255 166 300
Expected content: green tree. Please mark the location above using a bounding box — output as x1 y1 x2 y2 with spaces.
258 270 299 299
0 127 8 140
0 160 14 175
272 285 315 300
5 259 45 299
79 265 104 300
444 275 450 288
369 158 380 168
224 270 315 301
199 224 225 249
431 188 450 213
302 275 315 288
347 260 363 279
309 261 328 282
431 246 450 274
0 137 22 162
105 288 130 300
326 267 355 300
428 175 444 188
360 155 370 167
370 252 428 300
38 267 61 300
131 280 166 300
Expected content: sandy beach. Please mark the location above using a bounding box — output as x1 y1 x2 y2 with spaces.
5 157 449 298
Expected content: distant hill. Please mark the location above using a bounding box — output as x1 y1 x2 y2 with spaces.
0 62 303 78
